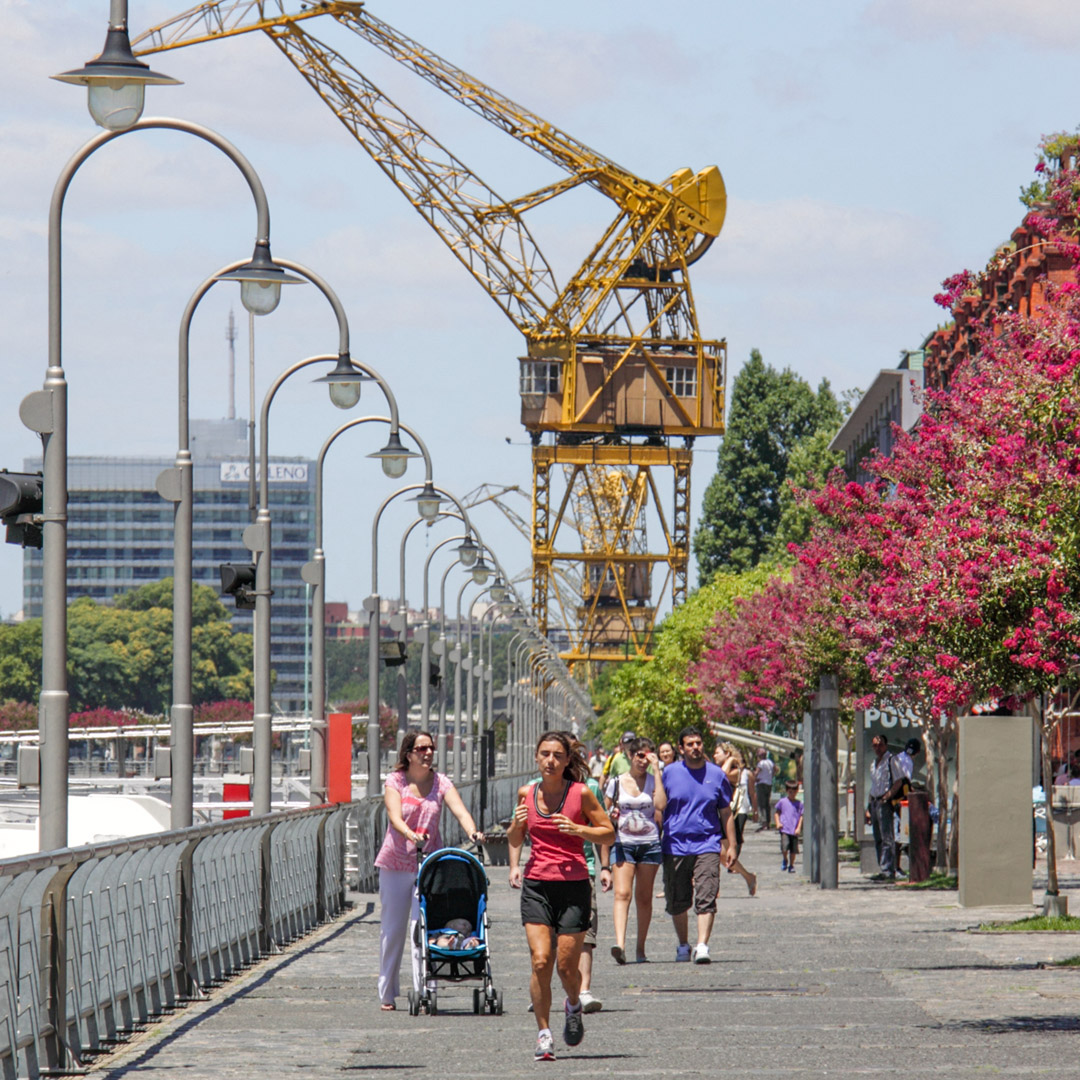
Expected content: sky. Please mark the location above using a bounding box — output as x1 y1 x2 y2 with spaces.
1 0 1079 625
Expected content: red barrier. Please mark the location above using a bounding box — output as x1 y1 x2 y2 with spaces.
328 712 354 804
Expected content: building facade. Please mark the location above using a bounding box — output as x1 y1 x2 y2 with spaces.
23 418 315 711
829 349 925 484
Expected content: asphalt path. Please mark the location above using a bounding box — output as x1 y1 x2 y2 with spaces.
91 827 1080 1078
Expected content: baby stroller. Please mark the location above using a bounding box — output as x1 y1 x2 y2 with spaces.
408 847 503 1016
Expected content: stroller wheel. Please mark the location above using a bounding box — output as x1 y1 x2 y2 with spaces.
493 990 504 1016
473 988 482 1014
428 990 438 1016
407 990 419 1017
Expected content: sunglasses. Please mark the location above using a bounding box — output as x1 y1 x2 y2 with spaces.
411 745 434 754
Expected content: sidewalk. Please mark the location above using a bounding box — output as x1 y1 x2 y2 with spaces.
92 828 1080 1078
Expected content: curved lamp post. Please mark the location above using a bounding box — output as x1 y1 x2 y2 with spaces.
25 116 296 851
307 414 423 804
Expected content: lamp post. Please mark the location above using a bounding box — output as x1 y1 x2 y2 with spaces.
26 114 294 851
307 411 418 804
249 355 375 815
367 483 478 796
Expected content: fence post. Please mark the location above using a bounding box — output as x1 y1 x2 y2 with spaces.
40 859 80 1072
316 814 328 923
259 819 286 954
178 834 207 1000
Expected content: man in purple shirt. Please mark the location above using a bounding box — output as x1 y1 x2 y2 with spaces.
660 727 737 965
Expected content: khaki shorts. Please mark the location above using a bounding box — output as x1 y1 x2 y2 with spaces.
663 852 721 916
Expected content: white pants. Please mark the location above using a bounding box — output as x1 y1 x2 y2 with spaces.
378 868 422 1005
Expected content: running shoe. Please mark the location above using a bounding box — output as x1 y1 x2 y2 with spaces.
675 943 692 962
787 865 796 873
563 1001 585 1046
535 1032 556 1061
692 943 711 964
579 989 602 1014
781 861 788 871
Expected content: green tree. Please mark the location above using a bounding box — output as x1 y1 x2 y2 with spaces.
0 620 42 703
595 564 777 749
694 349 843 581
0 580 253 714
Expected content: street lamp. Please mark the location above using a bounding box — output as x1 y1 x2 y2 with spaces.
367 482 478 796
52 0 180 131
247 355 371 816
25 115 291 852
305 410 418 803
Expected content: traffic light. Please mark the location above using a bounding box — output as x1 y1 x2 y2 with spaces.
0 470 43 549
219 563 257 610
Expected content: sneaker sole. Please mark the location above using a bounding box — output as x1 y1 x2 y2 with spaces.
535 1052 556 1062
581 1000 603 1014
693 954 711 964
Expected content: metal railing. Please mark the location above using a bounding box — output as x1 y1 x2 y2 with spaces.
0 803 353 1079
0 772 532 1078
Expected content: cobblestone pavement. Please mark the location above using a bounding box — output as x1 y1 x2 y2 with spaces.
91 828 1080 1078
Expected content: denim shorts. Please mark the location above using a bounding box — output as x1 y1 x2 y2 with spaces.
613 839 663 866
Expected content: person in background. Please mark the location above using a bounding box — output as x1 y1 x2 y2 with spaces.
896 737 921 780
660 726 737 965
570 737 611 1013
605 736 667 964
589 747 606 780
375 729 483 1010
602 731 636 780
773 779 804 872
754 749 776 830
720 751 757 895
866 733 904 881
657 741 677 768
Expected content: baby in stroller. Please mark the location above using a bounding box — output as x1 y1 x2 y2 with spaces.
431 917 481 951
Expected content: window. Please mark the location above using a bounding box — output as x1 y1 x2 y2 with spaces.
519 361 561 398
665 365 697 398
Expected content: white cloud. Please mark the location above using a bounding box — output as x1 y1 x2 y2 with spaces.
702 196 935 291
865 0 1080 49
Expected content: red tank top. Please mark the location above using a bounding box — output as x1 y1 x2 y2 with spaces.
524 780 590 881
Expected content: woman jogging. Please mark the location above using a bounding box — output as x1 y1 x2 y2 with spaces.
374 729 483 1010
604 736 667 964
508 731 615 1061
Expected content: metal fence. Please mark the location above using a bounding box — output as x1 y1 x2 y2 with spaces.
0 773 532 1079
0 803 353 1079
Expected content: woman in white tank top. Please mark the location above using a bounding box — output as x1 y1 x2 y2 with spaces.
603 737 667 964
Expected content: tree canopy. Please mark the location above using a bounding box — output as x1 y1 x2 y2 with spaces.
0 580 253 714
694 349 844 583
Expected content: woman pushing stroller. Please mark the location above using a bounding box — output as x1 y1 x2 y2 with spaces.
508 731 615 1061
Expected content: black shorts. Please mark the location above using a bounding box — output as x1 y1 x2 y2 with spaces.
521 878 592 935
781 833 799 855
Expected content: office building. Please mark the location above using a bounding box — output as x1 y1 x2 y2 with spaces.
23 418 315 711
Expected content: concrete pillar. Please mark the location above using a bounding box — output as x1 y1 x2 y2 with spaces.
958 714 1033 907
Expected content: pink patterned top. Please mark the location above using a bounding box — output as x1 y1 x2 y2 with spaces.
374 770 454 873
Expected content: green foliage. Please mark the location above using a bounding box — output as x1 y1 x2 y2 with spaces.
769 425 847 562
694 349 844 581
978 915 1080 932
896 872 957 891
595 564 777 749
0 580 252 714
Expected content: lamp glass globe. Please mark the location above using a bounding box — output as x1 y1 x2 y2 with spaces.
88 81 144 130
240 279 281 316
329 380 362 410
381 454 408 479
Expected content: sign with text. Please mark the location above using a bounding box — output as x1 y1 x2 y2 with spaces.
220 462 309 483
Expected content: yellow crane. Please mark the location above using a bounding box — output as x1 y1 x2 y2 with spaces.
134 1 727 668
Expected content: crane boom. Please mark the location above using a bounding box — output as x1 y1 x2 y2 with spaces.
135 1 729 667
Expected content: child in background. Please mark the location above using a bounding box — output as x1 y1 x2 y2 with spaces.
773 780 804 873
